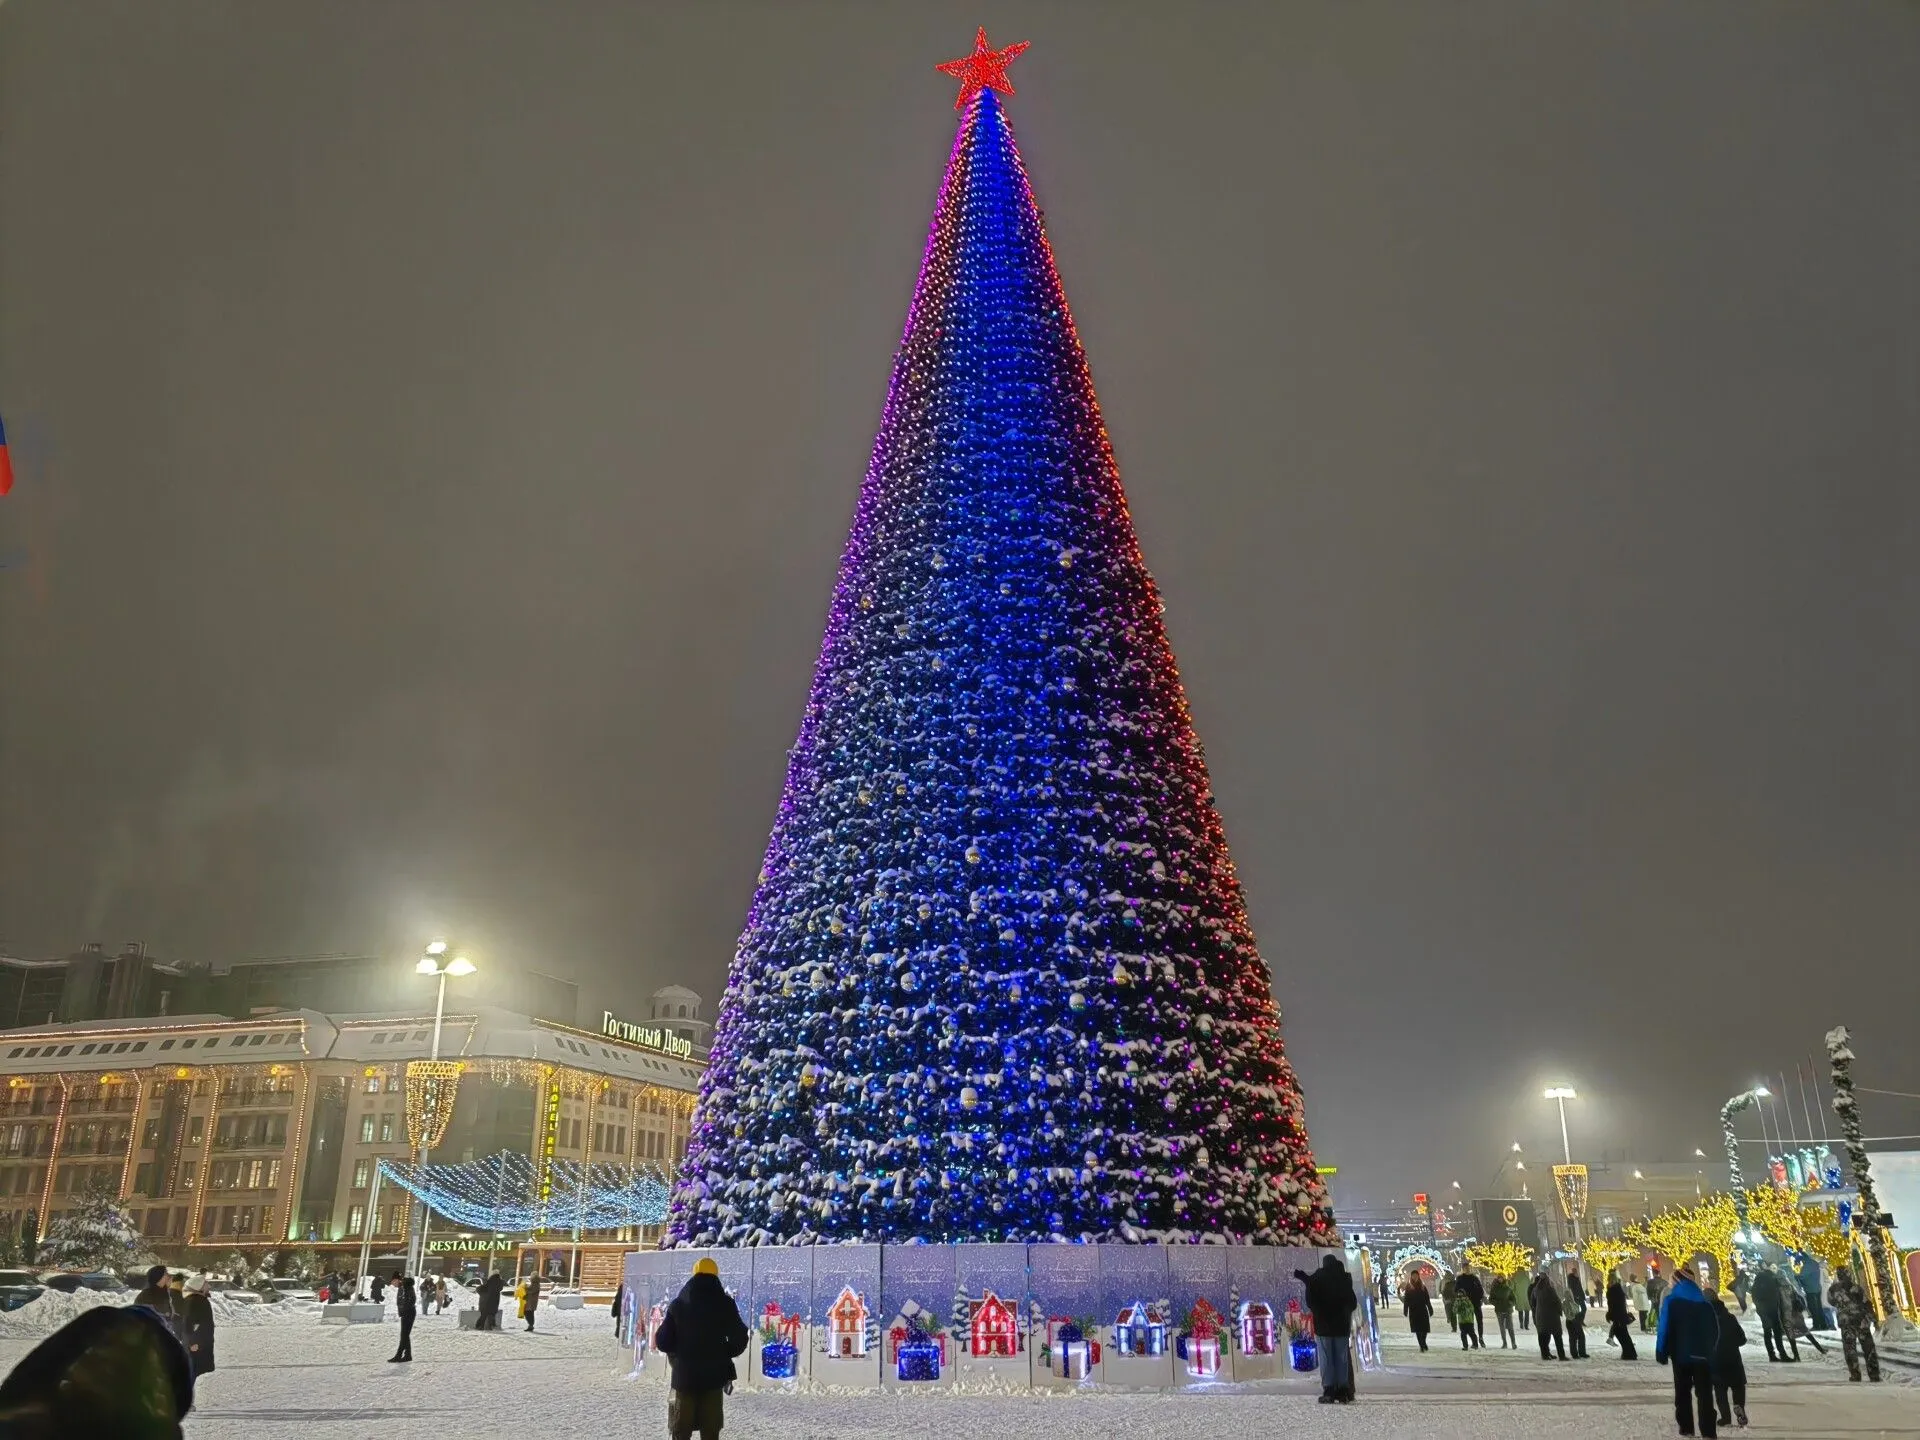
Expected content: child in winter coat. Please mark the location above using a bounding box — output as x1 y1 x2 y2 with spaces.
1452 1287 1481 1349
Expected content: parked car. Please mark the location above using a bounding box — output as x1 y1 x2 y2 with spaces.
201 1278 261 1305
0 1269 44 1312
254 1278 319 1303
39 1272 131 1295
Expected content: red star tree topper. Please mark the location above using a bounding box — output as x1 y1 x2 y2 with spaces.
935 27 1030 110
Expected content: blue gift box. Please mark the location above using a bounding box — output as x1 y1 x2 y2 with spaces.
897 1335 942 1382
761 1339 797 1379
1290 1337 1319 1372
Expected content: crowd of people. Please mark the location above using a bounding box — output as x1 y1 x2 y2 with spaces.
1395 1254 1887 1437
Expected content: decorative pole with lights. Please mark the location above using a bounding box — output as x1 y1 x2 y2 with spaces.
1544 1086 1587 1259
1720 1085 1769 1226
405 941 475 1277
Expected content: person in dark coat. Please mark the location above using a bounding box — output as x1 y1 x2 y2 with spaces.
1457 1268 1486 1347
1530 1271 1567 1361
133 1266 183 1346
1564 1268 1589 1358
1706 1288 1748 1429
1830 1270 1881 1383
1605 1271 1639 1359
1295 1255 1358 1403
1749 1264 1792 1361
1403 1274 1434 1352
1657 1264 1720 1437
612 1282 626 1337
1645 1267 1667 1333
654 1257 749 1440
1785 1283 1825 1355
0 1303 195 1440
522 1272 542 1332
179 1277 215 1379
478 1272 505 1331
389 1275 415 1363
369 1273 386 1305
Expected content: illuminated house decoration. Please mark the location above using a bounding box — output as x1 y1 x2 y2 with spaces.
664 31 1333 1249
828 1287 870 1358
968 1291 1018 1357
1115 1302 1168 1357
1236 1300 1277 1356
1184 1298 1223 1377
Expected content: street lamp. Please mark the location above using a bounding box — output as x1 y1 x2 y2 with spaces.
1720 1086 1769 1216
404 943 476 1276
1544 1086 1578 1164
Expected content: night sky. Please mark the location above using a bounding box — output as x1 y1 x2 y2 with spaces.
1 3 1914 1206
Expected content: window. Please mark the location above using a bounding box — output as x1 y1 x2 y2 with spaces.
347 1204 365 1236
4 1049 18 1060
379 1114 395 1143
352 1159 372 1189
380 1203 401 1234
371 1034 386 1045
21 1049 37 1059
80 1045 96 1056
359 1116 375 1144
364 1075 381 1094
187 1117 204 1144
385 1076 401 1093
201 1038 218 1048
143 1207 169 1237
180 1161 197 1190
181 1039 195 1049
113 1042 130 1054
159 1039 174 1051
131 1041 146 1052
266 1158 281 1188
249 1035 265 1046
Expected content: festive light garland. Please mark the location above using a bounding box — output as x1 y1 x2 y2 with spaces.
404 1061 465 1152
1580 1236 1638 1283
668 42 1331 1248
1624 1194 1739 1286
377 1151 673 1235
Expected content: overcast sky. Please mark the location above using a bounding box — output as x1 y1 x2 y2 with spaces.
1 2 1914 1206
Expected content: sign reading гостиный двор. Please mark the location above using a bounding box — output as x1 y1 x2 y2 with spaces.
601 1011 695 1058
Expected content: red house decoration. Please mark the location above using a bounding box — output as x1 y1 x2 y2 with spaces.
968 1291 1018 1357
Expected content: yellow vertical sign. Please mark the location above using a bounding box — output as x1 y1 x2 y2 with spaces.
536 1072 562 1227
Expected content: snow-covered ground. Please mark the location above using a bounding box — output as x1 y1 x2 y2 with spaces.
0 1300 1910 1437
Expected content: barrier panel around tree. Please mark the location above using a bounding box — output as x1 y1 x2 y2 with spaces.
623 1244 1328 1392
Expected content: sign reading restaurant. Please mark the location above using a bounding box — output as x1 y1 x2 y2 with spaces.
601 1010 694 1059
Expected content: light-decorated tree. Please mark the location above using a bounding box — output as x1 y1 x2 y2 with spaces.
1626 1195 1739 1287
1581 1237 1638 1284
37 1181 154 1274
1463 1241 1535 1279
1746 1185 1855 1276
667 33 1331 1248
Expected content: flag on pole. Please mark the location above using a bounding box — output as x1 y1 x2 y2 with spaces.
0 413 14 495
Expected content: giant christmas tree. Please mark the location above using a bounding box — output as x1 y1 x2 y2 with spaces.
669 33 1333 1248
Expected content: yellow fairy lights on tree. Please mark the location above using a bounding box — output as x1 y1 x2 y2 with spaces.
1626 1194 1739 1284
1746 1185 1853 1273
1463 1241 1535 1278
1582 1236 1639 1283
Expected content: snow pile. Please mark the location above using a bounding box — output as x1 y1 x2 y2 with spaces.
0 1288 118 1338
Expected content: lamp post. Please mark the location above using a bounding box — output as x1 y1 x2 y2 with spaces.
1720 1086 1769 1225
1543 1086 1582 1256
406 942 475 1277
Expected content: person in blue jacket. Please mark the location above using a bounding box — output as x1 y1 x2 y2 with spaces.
1656 1264 1720 1438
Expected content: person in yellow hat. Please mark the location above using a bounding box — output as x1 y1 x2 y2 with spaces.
654 1258 748 1440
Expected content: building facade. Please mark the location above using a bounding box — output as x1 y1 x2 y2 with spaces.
0 986 705 1267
